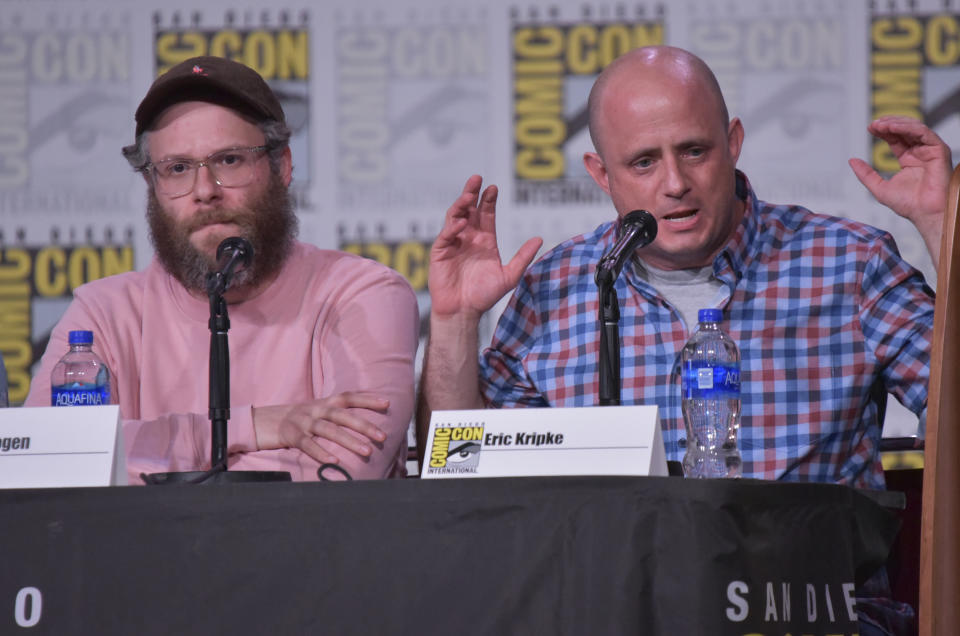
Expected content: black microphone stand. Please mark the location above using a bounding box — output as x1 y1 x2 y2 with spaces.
595 269 621 406
209 288 230 468
144 242 291 485
592 211 657 407
196 280 290 483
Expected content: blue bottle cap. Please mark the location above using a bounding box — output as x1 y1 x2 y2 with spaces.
67 330 94 345
698 308 722 323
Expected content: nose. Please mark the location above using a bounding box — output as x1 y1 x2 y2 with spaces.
192 164 222 204
662 155 690 199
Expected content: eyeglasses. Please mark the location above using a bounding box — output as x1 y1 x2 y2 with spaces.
145 145 268 197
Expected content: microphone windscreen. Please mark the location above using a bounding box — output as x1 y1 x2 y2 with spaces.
216 237 254 269
620 209 657 244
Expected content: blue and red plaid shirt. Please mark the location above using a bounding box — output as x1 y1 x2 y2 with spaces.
479 172 934 489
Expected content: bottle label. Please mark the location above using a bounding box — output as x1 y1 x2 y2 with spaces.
52 386 110 407
682 363 740 399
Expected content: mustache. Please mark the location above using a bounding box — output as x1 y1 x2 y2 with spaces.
184 208 257 234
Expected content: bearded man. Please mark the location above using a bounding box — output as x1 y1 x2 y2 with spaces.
26 56 418 482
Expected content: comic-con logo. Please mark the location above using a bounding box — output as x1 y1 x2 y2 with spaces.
1 231 133 404
0 8 133 213
338 234 430 294
686 5 850 203
335 11 489 209
512 9 664 205
870 11 960 171
427 425 485 473
153 10 313 210
338 229 432 341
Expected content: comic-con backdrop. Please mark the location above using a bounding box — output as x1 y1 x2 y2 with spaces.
2 0 955 446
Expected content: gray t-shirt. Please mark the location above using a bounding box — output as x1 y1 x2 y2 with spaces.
635 261 727 334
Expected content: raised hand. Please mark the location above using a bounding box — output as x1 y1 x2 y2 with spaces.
849 116 953 263
430 175 542 320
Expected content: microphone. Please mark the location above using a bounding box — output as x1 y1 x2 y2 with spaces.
595 210 657 287
206 237 254 296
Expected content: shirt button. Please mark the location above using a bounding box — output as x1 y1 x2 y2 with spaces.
677 439 687 449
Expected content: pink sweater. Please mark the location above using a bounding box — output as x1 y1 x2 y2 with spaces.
26 241 419 483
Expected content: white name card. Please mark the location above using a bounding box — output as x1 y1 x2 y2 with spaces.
421 405 666 479
0 406 127 488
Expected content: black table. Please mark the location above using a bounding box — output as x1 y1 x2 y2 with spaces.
0 476 898 635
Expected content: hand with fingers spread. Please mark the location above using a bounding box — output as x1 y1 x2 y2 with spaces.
849 115 954 264
430 175 543 320
253 392 390 466
416 176 543 454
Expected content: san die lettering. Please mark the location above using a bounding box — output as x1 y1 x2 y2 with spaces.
724 579 858 627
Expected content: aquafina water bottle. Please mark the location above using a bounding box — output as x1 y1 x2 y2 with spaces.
51 330 111 406
680 308 742 478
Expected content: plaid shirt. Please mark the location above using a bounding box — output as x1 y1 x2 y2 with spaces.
480 172 934 489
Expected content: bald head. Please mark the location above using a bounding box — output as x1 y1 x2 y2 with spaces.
587 46 729 158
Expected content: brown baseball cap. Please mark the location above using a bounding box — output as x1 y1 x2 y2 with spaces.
134 56 286 136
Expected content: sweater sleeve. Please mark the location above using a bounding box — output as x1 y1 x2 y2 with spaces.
308 265 419 479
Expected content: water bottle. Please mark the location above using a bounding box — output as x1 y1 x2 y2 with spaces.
51 330 111 406
680 308 742 478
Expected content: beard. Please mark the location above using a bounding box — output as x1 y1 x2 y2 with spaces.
147 171 299 296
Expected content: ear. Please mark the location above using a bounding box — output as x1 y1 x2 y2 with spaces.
727 117 744 165
583 151 611 196
279 146 293 187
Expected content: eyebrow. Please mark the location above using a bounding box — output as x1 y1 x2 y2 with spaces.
628 137 715 161
153 145 261 163
676 137 714 151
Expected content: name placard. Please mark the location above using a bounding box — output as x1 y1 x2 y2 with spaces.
421 405 666 479
0 406 126 488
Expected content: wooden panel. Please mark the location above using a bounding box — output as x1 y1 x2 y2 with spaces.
919 164 960 635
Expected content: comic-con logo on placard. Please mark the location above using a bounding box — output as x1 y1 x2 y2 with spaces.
335 8 490 210
869 7 960 172
0 228 134 405
511 6 664 206
153 9 313 211
0 8 134 215
426 424 485 474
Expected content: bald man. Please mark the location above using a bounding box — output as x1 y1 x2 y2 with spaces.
418 46 947 484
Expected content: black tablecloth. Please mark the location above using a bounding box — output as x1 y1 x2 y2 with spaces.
0 476 898 635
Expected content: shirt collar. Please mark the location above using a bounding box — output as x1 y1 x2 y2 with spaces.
712 170 760 284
